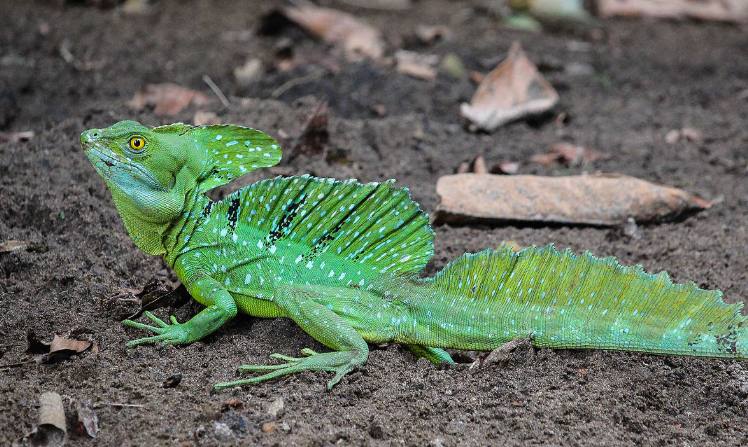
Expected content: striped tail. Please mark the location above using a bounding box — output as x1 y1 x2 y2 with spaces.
402 245 747 359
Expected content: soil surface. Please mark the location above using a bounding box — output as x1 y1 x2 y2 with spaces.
1 1 747 446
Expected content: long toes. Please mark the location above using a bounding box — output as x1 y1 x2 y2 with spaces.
122 320 163 333
143 311 170 328
327 366 354 390
237 363 290 372
300 348 319 357
269 353 303 362
126 333 170 347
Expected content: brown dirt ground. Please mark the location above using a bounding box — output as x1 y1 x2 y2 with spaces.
1 1 747 445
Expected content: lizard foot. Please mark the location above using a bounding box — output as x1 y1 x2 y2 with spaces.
122 311 190 347
213 348 365 391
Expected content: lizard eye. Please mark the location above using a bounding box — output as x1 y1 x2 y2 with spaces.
128 136 146 152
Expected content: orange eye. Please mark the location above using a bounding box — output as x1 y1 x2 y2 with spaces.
128 136 146 151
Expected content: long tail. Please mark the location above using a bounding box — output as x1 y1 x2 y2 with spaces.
399 245 746 359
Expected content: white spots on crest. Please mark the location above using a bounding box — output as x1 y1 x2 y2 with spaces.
220 228 227 237
226 140 238 147
215 134 223 140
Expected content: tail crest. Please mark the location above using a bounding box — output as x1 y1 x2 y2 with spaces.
415 245 746 359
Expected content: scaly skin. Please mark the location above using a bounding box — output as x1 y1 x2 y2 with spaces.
82 120 747 391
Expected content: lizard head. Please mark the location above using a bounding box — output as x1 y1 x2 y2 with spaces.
81 119 282 254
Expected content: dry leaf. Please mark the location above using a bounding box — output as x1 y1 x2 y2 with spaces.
596 0 748 23
283 6 384 61
128 83 211 116
0 130 34 143
45 335 92 363
0 240 29 253
395 50 438 81
473 155 489 174
530 142 607 166
434 173 710 226
22 392 67 447
490 161 520 175
75 400 99 438
233 58 264 87
460 42 559 131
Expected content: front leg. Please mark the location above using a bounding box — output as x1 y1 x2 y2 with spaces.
123 271 237 347
214 286 369 391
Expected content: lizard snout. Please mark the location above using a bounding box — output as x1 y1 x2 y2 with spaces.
80 129 101 147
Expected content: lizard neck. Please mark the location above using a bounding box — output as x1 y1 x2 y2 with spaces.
161 187 210 267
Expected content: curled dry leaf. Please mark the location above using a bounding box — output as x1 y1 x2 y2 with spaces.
46 335 92 363
75 400 99 439
22 392 67 447
434 173 711 226
530 142 607 166
597 0 748 23
395 50 438 81
128 83 211 116
26 331 93 363
460 42 559 131
283 6 384 61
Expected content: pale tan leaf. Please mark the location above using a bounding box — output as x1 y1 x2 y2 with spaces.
395 50 438 81
434 173 710 226
460 42 559 131
127 83 211 116
75 400 99 438
0 240 29 253
24 392 67 447
283 6 384 61
596 0 748 23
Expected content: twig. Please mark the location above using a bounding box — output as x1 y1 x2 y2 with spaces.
95 402 146 409
202 75 230 108
271 68 325 98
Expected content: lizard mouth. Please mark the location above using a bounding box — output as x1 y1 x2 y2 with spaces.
85 144 165 191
